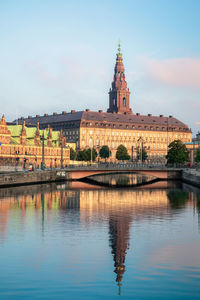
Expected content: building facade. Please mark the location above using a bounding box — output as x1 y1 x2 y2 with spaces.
0 115 70 168
16 45 192 161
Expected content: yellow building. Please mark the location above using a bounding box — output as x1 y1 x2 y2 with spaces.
0 115 70 168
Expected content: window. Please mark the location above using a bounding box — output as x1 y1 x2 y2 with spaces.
123 97 126 106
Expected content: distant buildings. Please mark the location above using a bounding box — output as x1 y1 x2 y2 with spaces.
0 115 70 168
15 44 192 161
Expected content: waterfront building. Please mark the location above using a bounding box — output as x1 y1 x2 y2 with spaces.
15 44 192 161
0 115 70 168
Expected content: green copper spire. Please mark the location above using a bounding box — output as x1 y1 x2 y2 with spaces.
117 40 122 57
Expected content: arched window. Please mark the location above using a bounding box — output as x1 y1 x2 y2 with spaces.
123 97 126 106
113 98 116 106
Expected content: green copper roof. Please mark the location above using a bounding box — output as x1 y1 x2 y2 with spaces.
7 124 61 147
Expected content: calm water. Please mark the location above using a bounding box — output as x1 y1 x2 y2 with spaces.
0 179 200 299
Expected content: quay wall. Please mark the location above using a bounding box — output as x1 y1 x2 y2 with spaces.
0 170 71 188
182 170 200 188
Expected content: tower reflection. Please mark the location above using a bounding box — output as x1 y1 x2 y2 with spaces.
109 211 131 295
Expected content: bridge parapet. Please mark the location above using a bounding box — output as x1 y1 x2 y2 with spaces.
66 165 182 180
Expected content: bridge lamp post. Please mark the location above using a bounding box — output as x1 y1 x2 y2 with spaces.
40 131 45 170
89 138 93 166
137 137 144 163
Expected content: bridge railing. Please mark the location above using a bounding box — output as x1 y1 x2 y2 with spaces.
66 163 169 170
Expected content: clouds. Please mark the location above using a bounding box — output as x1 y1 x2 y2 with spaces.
141 57 200 89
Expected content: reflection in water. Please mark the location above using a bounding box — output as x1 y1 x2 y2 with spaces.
82 173 157 187
109 210 130 295
0 182 200 298
167 190 189 210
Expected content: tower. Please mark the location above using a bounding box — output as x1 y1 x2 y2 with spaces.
107 43 132 114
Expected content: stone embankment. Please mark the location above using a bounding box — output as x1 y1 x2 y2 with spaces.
182 169 200 188
0 170 71 188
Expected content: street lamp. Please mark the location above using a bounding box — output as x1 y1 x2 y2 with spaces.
15 150 20 170
61 141 64 169
42 131 45 169
89 138 93 165
137 137 143 162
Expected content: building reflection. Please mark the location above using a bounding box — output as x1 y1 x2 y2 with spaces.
0 182 199 292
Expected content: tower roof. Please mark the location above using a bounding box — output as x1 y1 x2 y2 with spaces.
117 41 122 58
107 43 132 114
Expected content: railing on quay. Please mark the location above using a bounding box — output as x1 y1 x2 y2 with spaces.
0 162 196 174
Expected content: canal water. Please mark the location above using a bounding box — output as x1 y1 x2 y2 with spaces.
0 178 200 299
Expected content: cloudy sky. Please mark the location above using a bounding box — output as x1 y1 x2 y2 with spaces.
0 0 200 134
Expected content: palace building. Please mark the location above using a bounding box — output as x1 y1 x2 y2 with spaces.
0 115 70 168
16 44 192 161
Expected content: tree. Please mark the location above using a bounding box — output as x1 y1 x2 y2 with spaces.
76 150 87 161
70 147 76 160
116 144 130 161
137 147 148 161
87 148 97 162
195 147 200 162
99 145 110 161
76 148 97 161
166 140 189 164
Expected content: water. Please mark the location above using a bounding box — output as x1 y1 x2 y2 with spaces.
0 179 200 299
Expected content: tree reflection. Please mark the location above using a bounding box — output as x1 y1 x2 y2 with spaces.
167 190 189 210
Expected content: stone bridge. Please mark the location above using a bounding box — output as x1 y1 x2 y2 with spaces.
67 166 182 181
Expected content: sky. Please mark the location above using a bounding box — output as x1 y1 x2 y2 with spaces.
0 0 200 134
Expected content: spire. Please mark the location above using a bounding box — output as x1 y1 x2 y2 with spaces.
107 43 132 114
47 125 52 147
36 122 40 137
1 114 7 126
34 122 41 146
20 121 26 145
117 40 122 58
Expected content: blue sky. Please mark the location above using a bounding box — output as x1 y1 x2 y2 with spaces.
0 0 200 134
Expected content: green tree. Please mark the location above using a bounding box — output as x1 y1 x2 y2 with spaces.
99 145 110 161
87 148 97 162
76 150 87 161
76 148 97 161
116 144 130 161
70 147 76 160
166 140 189 164
195 147 200 162
137 147 148 161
